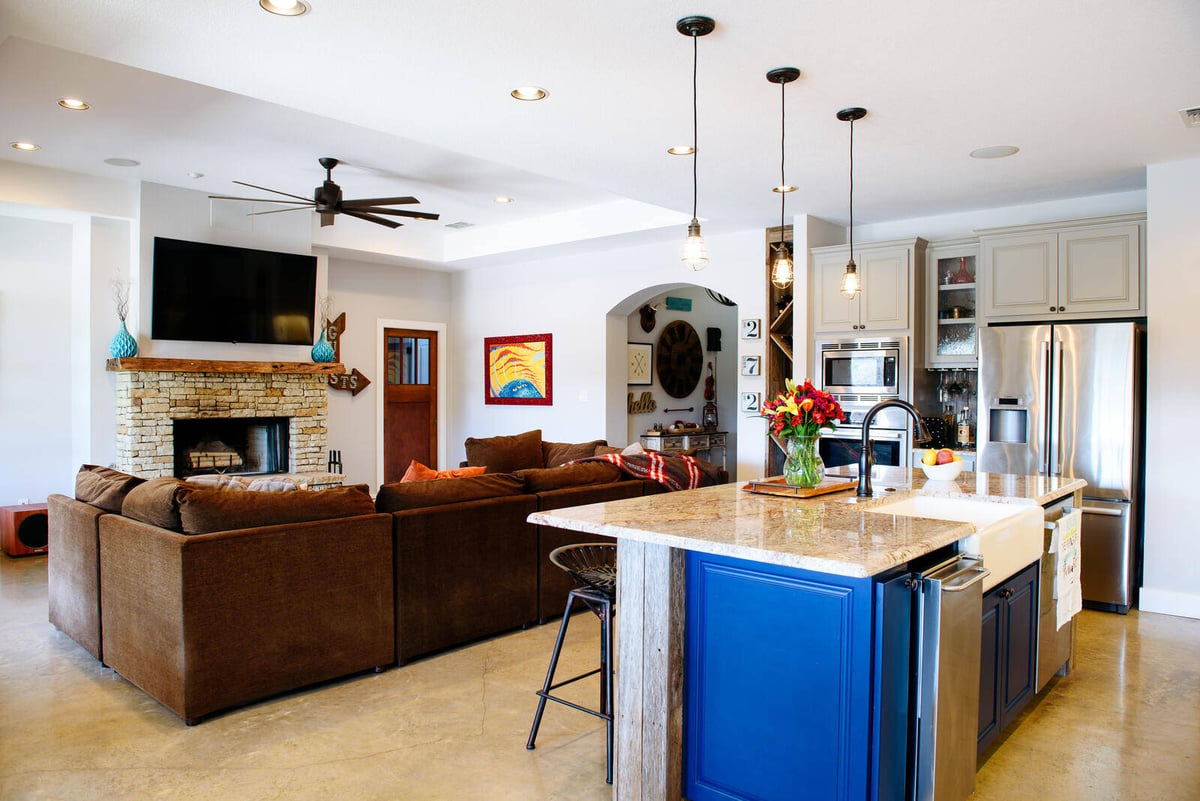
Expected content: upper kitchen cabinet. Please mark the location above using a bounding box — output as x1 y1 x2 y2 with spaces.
979 214 1144 320
811 239 926 335
926 239 980 367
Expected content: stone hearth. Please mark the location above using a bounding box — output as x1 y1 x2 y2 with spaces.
109 359 340 479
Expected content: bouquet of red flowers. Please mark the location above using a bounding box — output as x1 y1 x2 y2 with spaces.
761 378 847 438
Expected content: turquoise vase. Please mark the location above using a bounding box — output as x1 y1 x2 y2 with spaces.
109 319 138 359
311 329 335 363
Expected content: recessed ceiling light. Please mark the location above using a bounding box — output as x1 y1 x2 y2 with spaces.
259 0 310 15
494 196 514 204
104 157 140 167
510 86 548 101
445 221 474 229
970 145 1020 160
57 97 89 111
667 145 695 156
772 184 797 194
187 171 205 179
10 141 40 151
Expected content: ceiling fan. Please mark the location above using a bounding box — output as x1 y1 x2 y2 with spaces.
209 157 440 229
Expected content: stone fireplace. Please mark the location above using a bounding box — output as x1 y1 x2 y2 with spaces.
109 359 341 480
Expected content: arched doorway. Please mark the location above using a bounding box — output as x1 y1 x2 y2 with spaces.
605 283 738 469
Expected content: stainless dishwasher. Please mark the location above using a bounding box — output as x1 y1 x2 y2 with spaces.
912 554 990 801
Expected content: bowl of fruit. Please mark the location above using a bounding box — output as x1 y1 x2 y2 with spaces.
920 448 964 481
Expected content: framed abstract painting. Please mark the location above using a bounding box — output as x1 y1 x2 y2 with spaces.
484 333 553 405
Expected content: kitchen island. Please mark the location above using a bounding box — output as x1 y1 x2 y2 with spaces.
529 468 1085 801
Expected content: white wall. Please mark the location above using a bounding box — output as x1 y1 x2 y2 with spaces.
0 215 76 502
449 228 770 480
323 255 452 486
1141 158 1200 619
625 286 738 459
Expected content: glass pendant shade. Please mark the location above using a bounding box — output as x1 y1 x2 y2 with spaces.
840 259 861 298
682 219 709 271
770 245 794 289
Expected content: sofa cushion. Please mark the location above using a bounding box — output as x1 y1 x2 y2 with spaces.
464 429 543 473
517 462 622 493
185 474 248 491
178 485 375 535
121 477 190 531
375 473 526 512
541 439 608 468
241 476 302 492
75 465 145 513
400 460 488 482
594 445 622 457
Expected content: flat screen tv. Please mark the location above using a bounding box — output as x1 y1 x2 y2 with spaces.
151 237 318 346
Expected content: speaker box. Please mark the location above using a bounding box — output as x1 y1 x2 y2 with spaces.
706 327 722 352
1 503 49 557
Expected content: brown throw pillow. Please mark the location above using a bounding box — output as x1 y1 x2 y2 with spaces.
593 445 622 457
541 439 608 468
120 477 191 532
75 464 146 514
178 485 376 535
400 460 488 482
463 429 543 473
375 473 526 512
517 462 622 493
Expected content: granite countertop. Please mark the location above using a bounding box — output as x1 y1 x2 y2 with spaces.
528 468 1086 579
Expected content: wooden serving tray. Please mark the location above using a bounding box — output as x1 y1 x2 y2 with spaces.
741 476 858 498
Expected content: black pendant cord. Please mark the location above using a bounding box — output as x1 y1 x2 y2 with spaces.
779 79 787 240
848 116 855 262
691 32 699 222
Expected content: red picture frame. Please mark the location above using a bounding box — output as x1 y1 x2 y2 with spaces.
484 333 553 406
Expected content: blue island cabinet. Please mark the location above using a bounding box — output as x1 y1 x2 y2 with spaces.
684 551 913 801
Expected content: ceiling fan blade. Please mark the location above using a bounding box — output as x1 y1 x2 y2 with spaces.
342 209 403 229
232 180 313 203
245 206 313 216
320 212 336 227
209 195 313 205
339 196 419 208
349 207 441 221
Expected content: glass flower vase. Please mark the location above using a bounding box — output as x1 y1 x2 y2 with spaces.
783 435 825 488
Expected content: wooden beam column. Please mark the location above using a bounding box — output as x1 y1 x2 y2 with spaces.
616 539 686 801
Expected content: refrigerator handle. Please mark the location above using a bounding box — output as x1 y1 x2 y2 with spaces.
1039 340 1051 476
1051 340 1064 476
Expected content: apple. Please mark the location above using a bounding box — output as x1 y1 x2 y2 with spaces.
936 448 955 465
922 448 938 466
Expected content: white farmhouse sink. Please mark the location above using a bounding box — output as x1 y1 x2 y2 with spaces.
865 495 1043 592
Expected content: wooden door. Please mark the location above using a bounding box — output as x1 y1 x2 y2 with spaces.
383 328 438 483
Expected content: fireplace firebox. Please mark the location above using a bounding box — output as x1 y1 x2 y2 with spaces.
173 417 290 478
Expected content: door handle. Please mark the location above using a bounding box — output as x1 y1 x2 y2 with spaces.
1081 506 1124 517
943 567 991 592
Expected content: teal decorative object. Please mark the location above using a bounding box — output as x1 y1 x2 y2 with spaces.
665 296 692 311
311 328 335 363
109 320 138 359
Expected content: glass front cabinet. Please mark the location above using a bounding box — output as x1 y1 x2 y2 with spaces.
926 240 979 367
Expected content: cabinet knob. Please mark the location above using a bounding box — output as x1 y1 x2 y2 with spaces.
1058 306 1065 312
1049 306 1056 312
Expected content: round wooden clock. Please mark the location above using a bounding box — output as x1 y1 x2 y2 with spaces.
656 320 703 398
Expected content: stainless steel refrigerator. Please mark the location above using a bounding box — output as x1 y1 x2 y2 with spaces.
977 322 1144 612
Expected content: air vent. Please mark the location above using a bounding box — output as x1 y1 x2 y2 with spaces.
1180 107 1200 128
445 221 474 229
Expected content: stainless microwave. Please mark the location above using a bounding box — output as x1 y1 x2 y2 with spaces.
818 338 904 397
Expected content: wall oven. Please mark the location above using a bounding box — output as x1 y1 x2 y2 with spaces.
819 425 909 469
818 338 903 396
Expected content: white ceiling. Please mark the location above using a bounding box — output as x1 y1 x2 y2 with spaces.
1 0 1197 266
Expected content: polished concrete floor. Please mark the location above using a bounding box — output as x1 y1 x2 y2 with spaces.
1 554 1197 800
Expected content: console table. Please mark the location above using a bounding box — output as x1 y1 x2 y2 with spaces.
640 430 727 470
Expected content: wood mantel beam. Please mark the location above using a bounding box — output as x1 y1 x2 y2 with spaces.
105 358 344 375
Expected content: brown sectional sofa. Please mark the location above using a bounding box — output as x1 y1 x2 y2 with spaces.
46 432 724 722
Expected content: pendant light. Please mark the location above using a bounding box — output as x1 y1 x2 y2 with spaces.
837 107 867 298
767 67 800 289
677 15 715 271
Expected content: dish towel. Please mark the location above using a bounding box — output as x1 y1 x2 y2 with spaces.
1048 509 1083 630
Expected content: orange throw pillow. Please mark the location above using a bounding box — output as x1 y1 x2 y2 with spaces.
400 460 487 482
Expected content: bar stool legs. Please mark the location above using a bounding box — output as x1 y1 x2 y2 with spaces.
526 586 615 785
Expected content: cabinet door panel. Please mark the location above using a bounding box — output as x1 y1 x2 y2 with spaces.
860 249 909 331
977 589 1003 755
983 234 1057 317
1000 563 1039 722
1059 223 1140 314
814 257 861 332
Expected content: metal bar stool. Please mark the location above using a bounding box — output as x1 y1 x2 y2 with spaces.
526 543 617 785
